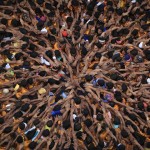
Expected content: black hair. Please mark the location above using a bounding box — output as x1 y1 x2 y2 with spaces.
66 17 73 23
107 1 113 6
30 104 37 113
111 128 116 136
63 119 71 130
45 3 52 9
74 123 82 131
28 141 37 149
97 79 105 86
39 40 46 47
107 51 113 58
94 12 100 19
97 141 104 148
115 96 122 102
77 90 84 96
146 54 150 61
88 21 94 26
49 140 55 149
76 131 82 139
121 129 129 138
21 44 28 50
11 19 21 27
82 108 89 116
3 126 12 133
117 144 125 150
39 71 47 77
111 29 118 37
45 50 53 59
110 73 118 81
33 119 40 126
23 116 32 123
47 21 53 27
131 49 138 56
128 37 133 43
1 18 8 25
70 48 76 56
27 78 33 85
55 50 61 58
146 142 150 148
147 128 150 135
147 105 150 112
114 91 121 97
97 113 103 121
20 79 28 87
129 113 137 121
108 7 114 12
42 129 50 137
131 29 138 36
84 119 92 127
0 67 6 73
4 9 13 15
0 117 4 124
14 111 23 119
141 24 149 30
47 120 53 127
10 132 17 139
16 136 23 143
35 7 42 15
109 101 115 107
97 4 104 12
15 52 23 60
114 117 120 125
28 44 35 51
72 0 79 6
7 53 13 60
85 75 93 82
19 122 25 130
51 28 57 35
26 129 36 140
55 95 62 102
88 143 96 150
48 78 56 85
29 51 38 58
21 36 29 43
28 93 38 100
123 28 129 35
36 0 44 5
0 1 4 5
21 103 30 112
95 52 101 59
23 61 30 67
19 28 28 34
122 83 127 92
137 102 144 110
81 47 88 56
85 135 92 144
106 82 114 89
74 97 81 105
133 132 146 146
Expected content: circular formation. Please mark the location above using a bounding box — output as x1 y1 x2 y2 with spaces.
0 0 150 150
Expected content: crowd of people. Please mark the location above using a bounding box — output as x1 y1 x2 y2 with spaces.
0 0 150 149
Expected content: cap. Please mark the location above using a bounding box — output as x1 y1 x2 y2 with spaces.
138 42 144 48
62 30 68 37
131 0 136 3
147 78 150 84
41 28 47 33
124 54 131 61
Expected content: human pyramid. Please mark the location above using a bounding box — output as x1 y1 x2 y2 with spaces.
0 0 150 150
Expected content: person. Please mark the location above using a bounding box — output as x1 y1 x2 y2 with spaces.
0 0 150 149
